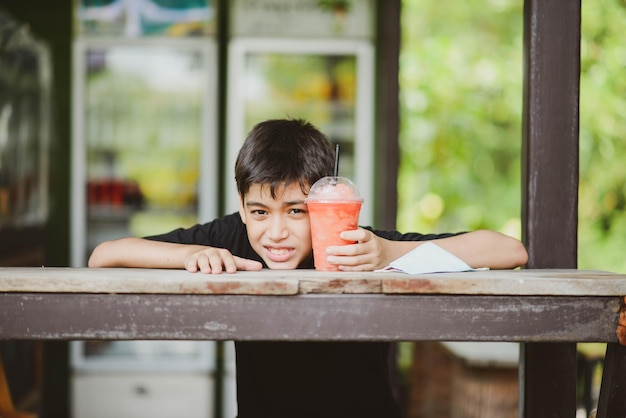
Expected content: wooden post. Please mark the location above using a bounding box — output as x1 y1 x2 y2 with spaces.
520 0 581 416
375 0 400 230
595 296 626 417
595 343 626 418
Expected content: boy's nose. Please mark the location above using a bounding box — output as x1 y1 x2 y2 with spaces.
268 216 289 241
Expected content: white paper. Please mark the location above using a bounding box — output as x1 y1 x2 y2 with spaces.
375 242 488 274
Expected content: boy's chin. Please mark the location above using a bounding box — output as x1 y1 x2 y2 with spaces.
265 261 299 270
263 254 307 270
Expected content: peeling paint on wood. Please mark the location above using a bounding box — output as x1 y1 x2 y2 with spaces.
0 268 625 343
298 276 381 294
0 267 299 295
2 268 626 297
0 293 620 342
617 296 626 345
382 269 626 296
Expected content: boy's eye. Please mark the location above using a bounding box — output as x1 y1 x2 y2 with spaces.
252 209 267 216
289 208 306 215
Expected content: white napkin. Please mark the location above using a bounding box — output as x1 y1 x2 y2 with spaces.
375 241 488 274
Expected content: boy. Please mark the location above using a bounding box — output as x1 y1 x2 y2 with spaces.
89 118 528 418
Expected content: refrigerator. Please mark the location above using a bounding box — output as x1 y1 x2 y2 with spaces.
226 38 375 223
225 0 376 224
70 1 220 417
69 1 379 417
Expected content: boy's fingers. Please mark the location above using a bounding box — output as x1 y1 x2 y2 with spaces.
340 228 369 242
189 252 261 274
327 242 364 256
327 245 352 256
222 256 238 274
236 257 263 271
206 253 224 274
328 253 368 267
335 261 375 272
185 258 199 272
197 254 212 273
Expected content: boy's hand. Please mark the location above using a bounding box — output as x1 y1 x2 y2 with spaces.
325 228 396 271
184 247 263 274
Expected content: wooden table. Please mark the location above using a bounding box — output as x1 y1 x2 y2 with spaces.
1 267 626 416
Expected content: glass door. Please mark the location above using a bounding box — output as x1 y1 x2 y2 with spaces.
71 39 217 266
226 38 375 224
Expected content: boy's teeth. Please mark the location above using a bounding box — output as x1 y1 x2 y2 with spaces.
269 248 288 255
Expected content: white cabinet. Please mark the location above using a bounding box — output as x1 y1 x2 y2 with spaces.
70 341 216 418
72 373 213 418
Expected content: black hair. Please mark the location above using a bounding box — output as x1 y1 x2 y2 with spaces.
235 118 335 198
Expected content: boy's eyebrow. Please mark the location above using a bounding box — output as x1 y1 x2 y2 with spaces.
283 200 306 206
245 199 306 208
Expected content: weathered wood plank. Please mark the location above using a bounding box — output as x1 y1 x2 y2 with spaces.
0 293 619 342
0 267 299 295
382 269 626 296
2 268 626 296
298 274 381 293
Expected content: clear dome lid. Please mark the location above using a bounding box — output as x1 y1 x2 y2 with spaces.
305 176 363 202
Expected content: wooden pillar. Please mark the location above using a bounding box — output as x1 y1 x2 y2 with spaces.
375 0 400 230
520 0 581 416
595 343 626 418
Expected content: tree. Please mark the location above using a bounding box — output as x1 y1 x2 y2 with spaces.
399 0 626 273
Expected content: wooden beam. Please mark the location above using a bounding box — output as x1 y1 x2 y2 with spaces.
0 293 619 342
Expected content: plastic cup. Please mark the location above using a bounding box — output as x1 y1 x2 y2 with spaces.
305 176 363 271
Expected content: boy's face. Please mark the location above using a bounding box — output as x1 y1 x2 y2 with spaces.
238 182 312 270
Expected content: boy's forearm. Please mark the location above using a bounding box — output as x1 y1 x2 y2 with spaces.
384 230 528 270
88 237 201 269
433 230 528 269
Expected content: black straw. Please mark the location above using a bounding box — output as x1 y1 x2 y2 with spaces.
333 144 340 177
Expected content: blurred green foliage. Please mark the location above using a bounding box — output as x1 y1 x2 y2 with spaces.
398 0 626 273
578 0 626 272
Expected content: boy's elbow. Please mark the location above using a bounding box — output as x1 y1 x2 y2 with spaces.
87 254 100 268
87 249 101 268
514 241 529 267
88 242 110 268
479 230 528 268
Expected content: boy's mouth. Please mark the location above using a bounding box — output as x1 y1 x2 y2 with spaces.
265 246 294 262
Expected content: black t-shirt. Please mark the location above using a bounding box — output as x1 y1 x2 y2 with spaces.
146 212 458 418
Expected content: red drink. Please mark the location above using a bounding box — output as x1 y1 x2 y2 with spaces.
305 177 363 272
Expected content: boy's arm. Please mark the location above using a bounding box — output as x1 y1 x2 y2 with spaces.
88 237 263 274
419 230 528 269
327 229 528 272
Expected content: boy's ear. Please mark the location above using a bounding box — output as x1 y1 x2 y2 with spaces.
238 194 247 224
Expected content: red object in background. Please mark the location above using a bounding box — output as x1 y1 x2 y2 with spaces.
110 180 124 206
87 179 144 208
87 179 102 205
